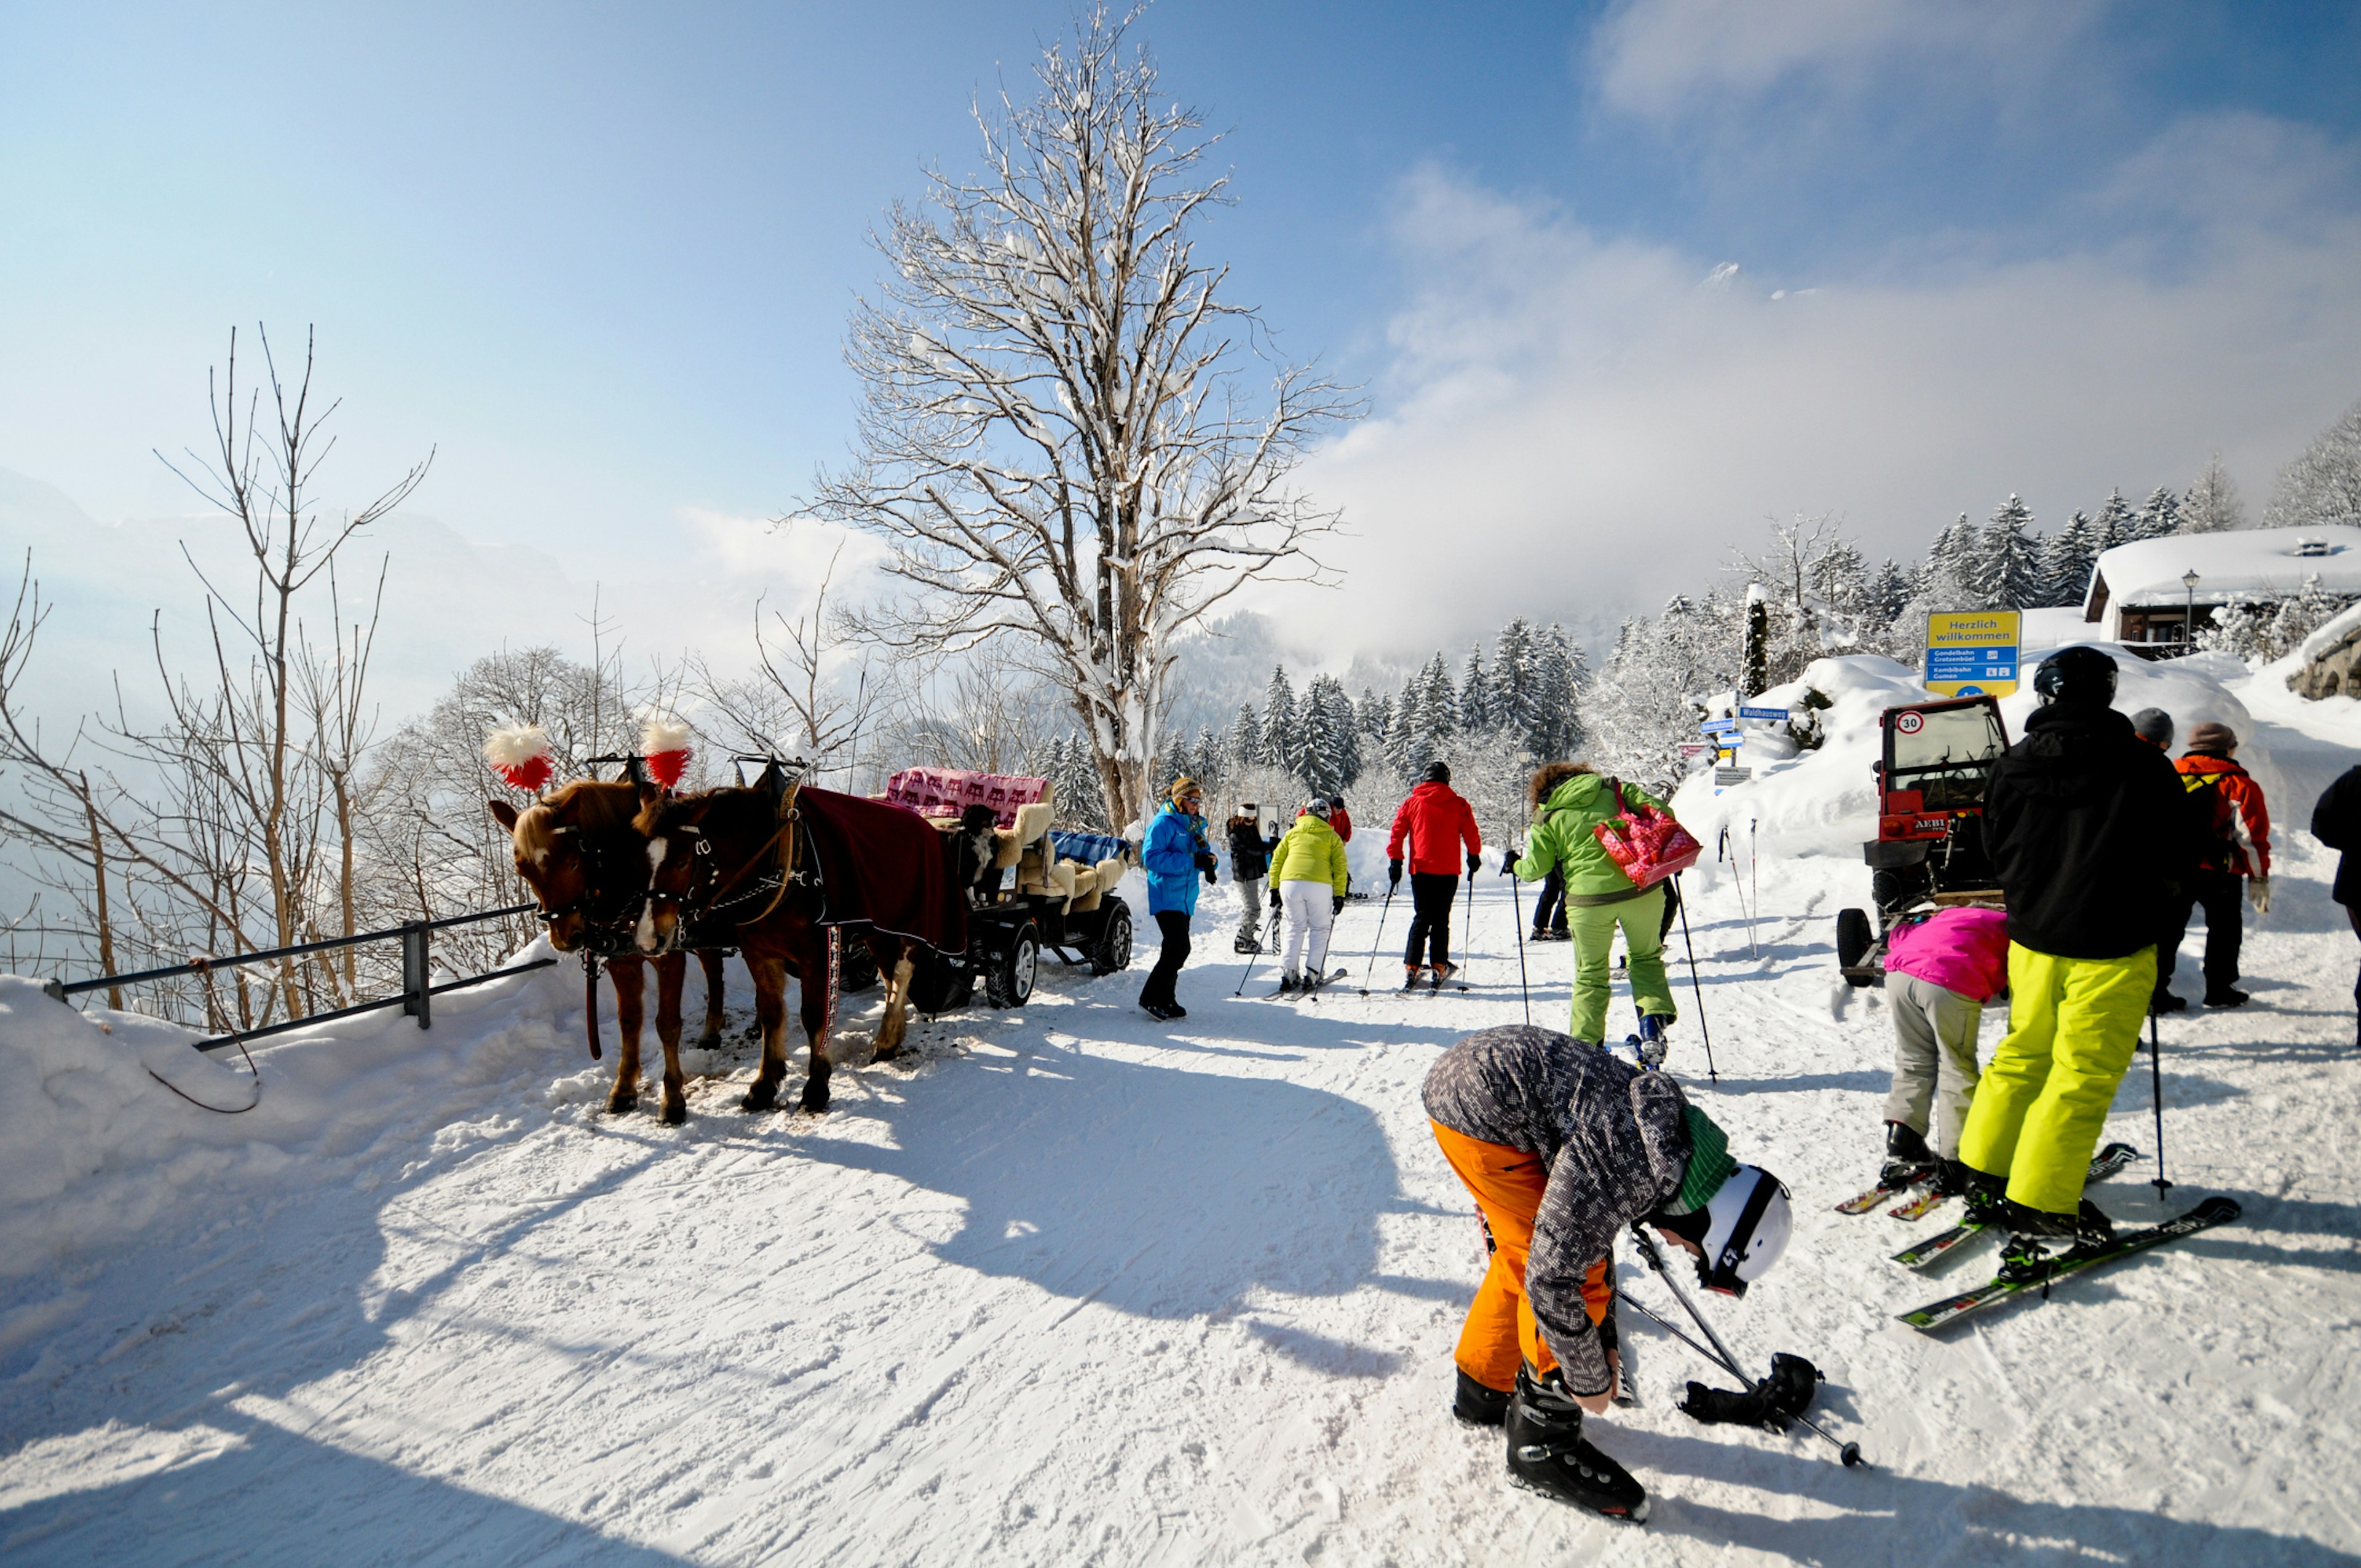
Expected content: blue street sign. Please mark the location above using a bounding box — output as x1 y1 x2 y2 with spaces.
1738 706 1790 721
1699 718 1741 734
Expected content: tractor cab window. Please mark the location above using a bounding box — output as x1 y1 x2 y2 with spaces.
1886 702 2007 810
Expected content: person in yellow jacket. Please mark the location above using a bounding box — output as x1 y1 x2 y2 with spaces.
1268 797 1351 993
1509 763 1679 1060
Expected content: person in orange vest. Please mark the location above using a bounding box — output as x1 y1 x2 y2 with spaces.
2156 720 2271 1011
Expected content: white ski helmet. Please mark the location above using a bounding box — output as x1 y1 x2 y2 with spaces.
1698 1165 1792 1297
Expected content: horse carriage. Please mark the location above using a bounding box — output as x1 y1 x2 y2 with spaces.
486 732 1132 1122
885 767 1135 1014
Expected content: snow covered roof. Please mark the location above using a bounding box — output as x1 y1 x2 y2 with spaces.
2299 597 2361 663
2084 526 2361 618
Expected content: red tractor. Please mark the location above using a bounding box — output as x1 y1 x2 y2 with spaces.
1835 694 2011 985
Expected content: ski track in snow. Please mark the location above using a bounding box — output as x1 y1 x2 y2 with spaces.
6 703 2361 1562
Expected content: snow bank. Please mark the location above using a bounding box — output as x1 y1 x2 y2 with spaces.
0 943 600 1283
1674 644 2354 865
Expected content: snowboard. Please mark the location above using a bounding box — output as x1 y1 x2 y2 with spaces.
1891 1143 2142 1270
1897 1196 2240 1331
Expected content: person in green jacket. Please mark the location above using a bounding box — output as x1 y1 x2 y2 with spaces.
1268 797 1352 993
1510 763 1679 1062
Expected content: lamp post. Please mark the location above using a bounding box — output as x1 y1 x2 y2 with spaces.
2182 569 2201 652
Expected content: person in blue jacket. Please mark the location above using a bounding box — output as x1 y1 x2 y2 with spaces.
1140 776 1217 1020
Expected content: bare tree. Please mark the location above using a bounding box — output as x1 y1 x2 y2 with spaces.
812 4 1355 830
690 536 880 786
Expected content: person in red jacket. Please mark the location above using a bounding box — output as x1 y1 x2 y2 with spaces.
2157 720 2272 1010
1328 795 1353 843
1387 762 1482 988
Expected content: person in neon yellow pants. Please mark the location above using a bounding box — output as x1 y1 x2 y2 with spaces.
1956 645 2194 1260
1956 943 2156 1214
1565 888 1677 1048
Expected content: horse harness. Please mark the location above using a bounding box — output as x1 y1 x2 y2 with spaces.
663 786 813 938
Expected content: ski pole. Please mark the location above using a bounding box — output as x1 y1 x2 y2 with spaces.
1506 856 1532 1026
1629 1227 1866 1468
2148 1004 2172 1196
1750 817 1760 951
1673 874 1718 1084
1357 882 1397 995
1461 862 1476 977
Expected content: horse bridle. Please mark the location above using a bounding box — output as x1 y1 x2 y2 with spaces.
654 802 808 937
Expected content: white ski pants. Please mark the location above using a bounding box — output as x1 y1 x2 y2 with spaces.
1281 880 1335 979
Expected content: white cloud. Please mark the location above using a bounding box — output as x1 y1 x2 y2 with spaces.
1281 124 2361 658
1589 0 2111 121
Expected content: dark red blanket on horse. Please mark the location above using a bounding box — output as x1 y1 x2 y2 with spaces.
799 787 968 956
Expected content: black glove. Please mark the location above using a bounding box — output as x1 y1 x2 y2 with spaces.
1332 894 1346 916
1501 839 1523 875
1467 851 1482 876
1270 889 1283 910
1388 859 1402 889
1201 865 1216 888
1195 849 1217 873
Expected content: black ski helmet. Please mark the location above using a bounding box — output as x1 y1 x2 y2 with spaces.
2033 645 2118 706
1423 761 1451 784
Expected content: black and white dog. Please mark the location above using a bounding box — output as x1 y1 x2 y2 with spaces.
949 803 1005 907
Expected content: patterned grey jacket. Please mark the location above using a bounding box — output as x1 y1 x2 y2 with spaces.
1423 1025 1694 1397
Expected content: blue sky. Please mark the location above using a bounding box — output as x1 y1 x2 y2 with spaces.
4 0 2360 671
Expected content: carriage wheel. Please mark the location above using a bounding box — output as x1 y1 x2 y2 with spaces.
1089 901 1133 977
986 922 1040 1007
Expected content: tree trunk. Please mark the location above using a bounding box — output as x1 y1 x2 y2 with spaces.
81 773 120 1011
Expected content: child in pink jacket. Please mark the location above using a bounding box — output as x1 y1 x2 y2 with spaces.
1877 905 2009 1189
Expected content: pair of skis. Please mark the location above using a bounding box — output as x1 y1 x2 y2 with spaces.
1838 1141 2238 1331
1274 967 1350 998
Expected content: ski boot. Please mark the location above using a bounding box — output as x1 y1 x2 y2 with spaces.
1235 931 1262 955
1931 1156 1973 1198
2204 987 2251 1009
1879 1122 1937 1190
1504 1368 1648 1523
1430 961 1459 990
1997 1199 2114 1283
2152 991 2188 1014
1630 1014 1672 1070
1404 964 1427 991
1453 1369 1511 1427
1278 971 1299 995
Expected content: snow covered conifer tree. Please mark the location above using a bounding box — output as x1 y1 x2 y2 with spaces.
2181 455 2247 533
1418 653 1458 752
1865 558 1918 621
1489 618 1535 744
1924 514 1979 607
2264 397 2361 528
2133 486 2182 540
1228 701 1263 769
1262 666 1299 779
1532 624 1582 758
2041 512 2097 608
2090 488 2135 553
812 7 1355 830
1354 688 1391 750
1974 495 2043 609
1458 647 1490 732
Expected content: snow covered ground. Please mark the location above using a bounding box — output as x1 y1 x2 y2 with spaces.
4 655 2360 1565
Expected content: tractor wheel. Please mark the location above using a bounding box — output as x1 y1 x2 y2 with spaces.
1836 907 1874 984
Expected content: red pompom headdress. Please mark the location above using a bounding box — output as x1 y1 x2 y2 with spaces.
640 717 692 790
484 723 555 794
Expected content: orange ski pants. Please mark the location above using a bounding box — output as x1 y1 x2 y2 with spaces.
1431 1120 1613 1393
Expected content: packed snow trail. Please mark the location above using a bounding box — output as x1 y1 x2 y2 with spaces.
5 659 2361 1564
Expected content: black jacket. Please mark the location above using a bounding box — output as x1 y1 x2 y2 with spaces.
1983 703 2195 960
2312 765 2361 908
1227 816 1273 879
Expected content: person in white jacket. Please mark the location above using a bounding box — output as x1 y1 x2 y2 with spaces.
1268 797 1351 992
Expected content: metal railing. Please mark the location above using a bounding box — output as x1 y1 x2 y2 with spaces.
42 902 555 1055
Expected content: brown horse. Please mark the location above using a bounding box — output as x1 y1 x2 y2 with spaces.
489 779 730 1124
631 780 923 1114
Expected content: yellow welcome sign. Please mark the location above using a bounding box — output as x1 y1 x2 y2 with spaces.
1924 610 2021 697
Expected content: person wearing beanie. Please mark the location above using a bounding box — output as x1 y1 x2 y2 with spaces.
1955 646 2196 1275
1327 794 1353 844
1267 797 1351 991
1423 1024 1791 1522
1387 761 1483 988
2159 720 2272 1010
2130 709 2174 749
1139 777 1214 1020
1227 800 1276 954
